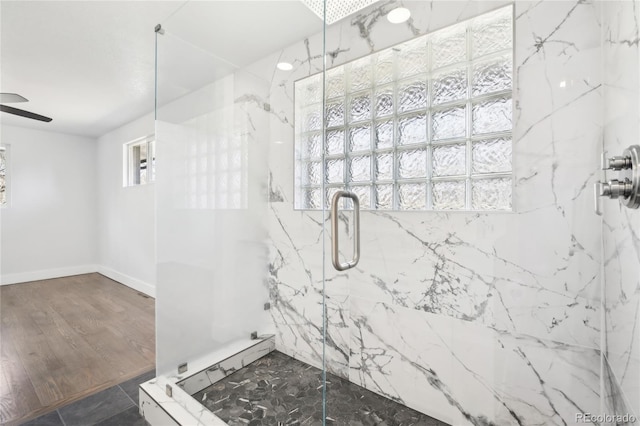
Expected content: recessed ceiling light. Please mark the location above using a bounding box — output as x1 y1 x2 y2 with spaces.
277 62 293 71
387 7 411 24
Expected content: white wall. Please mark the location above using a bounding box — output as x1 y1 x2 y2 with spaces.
96 112 156 296
0 125 98 284
0 115 157 296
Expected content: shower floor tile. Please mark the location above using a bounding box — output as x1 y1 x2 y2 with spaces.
192 350 446 426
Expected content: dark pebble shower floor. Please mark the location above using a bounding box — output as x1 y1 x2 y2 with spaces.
192 350 447 426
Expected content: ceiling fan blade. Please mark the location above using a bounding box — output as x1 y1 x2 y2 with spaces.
0 105 52 122
0 93 28 103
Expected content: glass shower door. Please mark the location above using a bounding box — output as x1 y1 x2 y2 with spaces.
317 1 608 425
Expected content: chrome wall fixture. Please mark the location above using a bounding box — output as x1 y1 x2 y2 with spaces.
595 145 640 214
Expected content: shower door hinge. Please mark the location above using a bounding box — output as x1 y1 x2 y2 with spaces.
250 331 258 340
166 384 172 397
178 362 188 374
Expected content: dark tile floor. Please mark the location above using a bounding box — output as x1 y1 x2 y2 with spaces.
20 370 155 426
193 351 446 426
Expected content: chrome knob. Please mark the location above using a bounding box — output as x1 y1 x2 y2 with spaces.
594 179 632 215
597 181 610 196
602 154 632 171
621 146 640 208
601 179 633 199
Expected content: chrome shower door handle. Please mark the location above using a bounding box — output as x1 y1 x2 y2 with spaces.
330 190 360 271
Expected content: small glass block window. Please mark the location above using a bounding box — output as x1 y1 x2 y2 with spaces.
349 93 372 123
398 78 428 113
375 86 394 118
294 5 513 211
326 101 345 128
432 67 467 105
432 180 466 210
374 50 394 85
326 130 345 156
375 153 394 181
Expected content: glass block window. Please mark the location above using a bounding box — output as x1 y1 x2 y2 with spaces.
294 5 513 211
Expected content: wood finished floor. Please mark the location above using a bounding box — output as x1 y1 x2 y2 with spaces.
0 273 155 426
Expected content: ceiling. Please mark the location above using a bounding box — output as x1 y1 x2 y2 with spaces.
0 1 321 139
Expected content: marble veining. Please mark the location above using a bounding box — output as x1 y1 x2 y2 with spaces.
349 298 602 425
602 353 636 425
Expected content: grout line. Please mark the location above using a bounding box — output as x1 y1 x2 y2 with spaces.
59 385 137 426
601 352 639 420
90 409 129 426
119 383 139 408
56 409 68 426
86 386 136 426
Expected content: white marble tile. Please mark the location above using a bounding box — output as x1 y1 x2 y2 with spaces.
349 297 603 425
140 378 227 426
139 385 180 426
268 206 350 376
348 297 456 425
263 0 604 357
271 290 350 378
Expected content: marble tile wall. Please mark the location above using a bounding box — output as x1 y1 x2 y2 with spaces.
603 0 640 420
246 0 605 424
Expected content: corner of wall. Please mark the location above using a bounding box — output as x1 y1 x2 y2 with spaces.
0 264 100 286
97 265 155 298
1 264 155 299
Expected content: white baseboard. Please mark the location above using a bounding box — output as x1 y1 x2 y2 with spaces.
0 265 99 285
0 264 156 298
97 265 156 298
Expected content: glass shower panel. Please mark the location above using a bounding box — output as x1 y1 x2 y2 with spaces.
155 25 272 376
602 0 640 421
320 1 605 425
156 14 273 382
154 1 328 424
